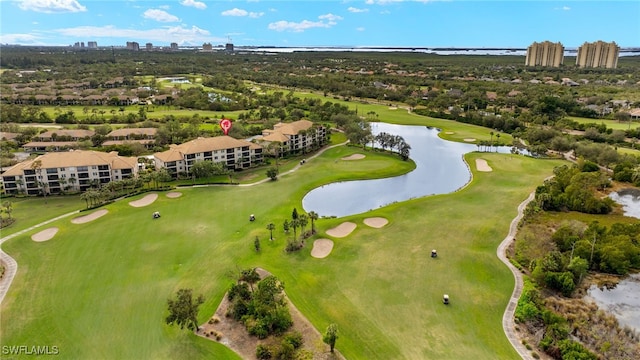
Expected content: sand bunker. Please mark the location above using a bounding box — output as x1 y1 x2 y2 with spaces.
311 239 334 258
129 193 158 207
71 209 108 224
389 106 398 110
342 154 365 161
464 138 476 142
364 217 389 228
476 158 493 172
166 192 182 198
326 222 357 238
445 131 455 135
31 227 59 242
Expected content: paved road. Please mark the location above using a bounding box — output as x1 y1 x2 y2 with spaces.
497 192 536 360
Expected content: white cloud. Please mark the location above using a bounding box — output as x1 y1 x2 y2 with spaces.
0 33 42 44
53 25 219 45
18 0 87 13
563 6 571 11
221 8 264 18
143 9 180 23
180 0 206 10
268 13 343 32
356 27 365 32
348 7 369 13
319 13 343 23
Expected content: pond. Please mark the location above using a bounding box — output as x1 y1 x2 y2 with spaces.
302 122 519 217
609 188 640 219
586 274 640 332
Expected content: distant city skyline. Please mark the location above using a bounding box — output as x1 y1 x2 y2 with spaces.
1 0 639 48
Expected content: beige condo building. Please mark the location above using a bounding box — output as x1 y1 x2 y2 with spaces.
576 41 619 69
525 41 565 67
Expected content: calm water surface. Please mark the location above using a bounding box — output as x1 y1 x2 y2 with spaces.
303 122 514 217
586 274 640 332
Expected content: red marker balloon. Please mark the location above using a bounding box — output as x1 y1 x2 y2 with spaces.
220 119 232 135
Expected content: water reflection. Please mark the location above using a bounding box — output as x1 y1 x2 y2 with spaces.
609 189 640 219
302 123 517 217
586 274 640 332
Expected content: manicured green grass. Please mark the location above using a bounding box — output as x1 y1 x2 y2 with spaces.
1 138 565 359
567 116 640 130
0 195 83 237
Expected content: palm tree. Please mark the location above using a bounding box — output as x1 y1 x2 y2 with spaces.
68 176 77 191
2 201 13 220
290 218 299 240
489 131 494 151
15 178 24 194
298 214 308 238
495 133 501 151
266 223 275 240
308 211 319 234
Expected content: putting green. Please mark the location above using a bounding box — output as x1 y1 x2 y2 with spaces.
0 146 565 359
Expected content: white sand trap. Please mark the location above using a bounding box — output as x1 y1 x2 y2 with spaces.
464 138 476 142
72 209 108 224
476 158 493 172
364 217 389 228
311 239 334 258
342 154 365 161
166 192 182 198
445 131 455 135
129 193 158 207
389 106 398 110
326 222 357 238
32 227 59 242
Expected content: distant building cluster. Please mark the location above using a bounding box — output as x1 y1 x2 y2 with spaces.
576 41 619 69
526 40 619 68
525 41 564 67
72 41 98 50
126 41 140 51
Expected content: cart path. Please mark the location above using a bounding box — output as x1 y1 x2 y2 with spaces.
0 210 80 304
497 191 536 360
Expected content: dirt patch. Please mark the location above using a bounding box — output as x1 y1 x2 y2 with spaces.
31 227 59 242
71 209 108 224
326 222 356 238
363 217 388 228
341 154 365 161
475 158 493 172
199 268 345 360
128 193 158 207
166 192 182 198
464 138 476 142
311 239 334 258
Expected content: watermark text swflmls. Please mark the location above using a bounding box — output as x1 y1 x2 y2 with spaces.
2 345 60 356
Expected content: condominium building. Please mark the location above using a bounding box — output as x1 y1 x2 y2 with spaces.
525 41 564 67
153 136 263 176
576 41 619 69
257 120 328 156
1 150 138 195
126 41 140 51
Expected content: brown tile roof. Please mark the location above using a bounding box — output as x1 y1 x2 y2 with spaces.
23 141 79 148
107 128 157 137
0 132 20 141
39 129 95 138
102 140 154 146
154 136 261 162
2 150 137 176
272 120 313 135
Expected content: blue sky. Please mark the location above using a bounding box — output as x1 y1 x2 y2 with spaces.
1 0 638 48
